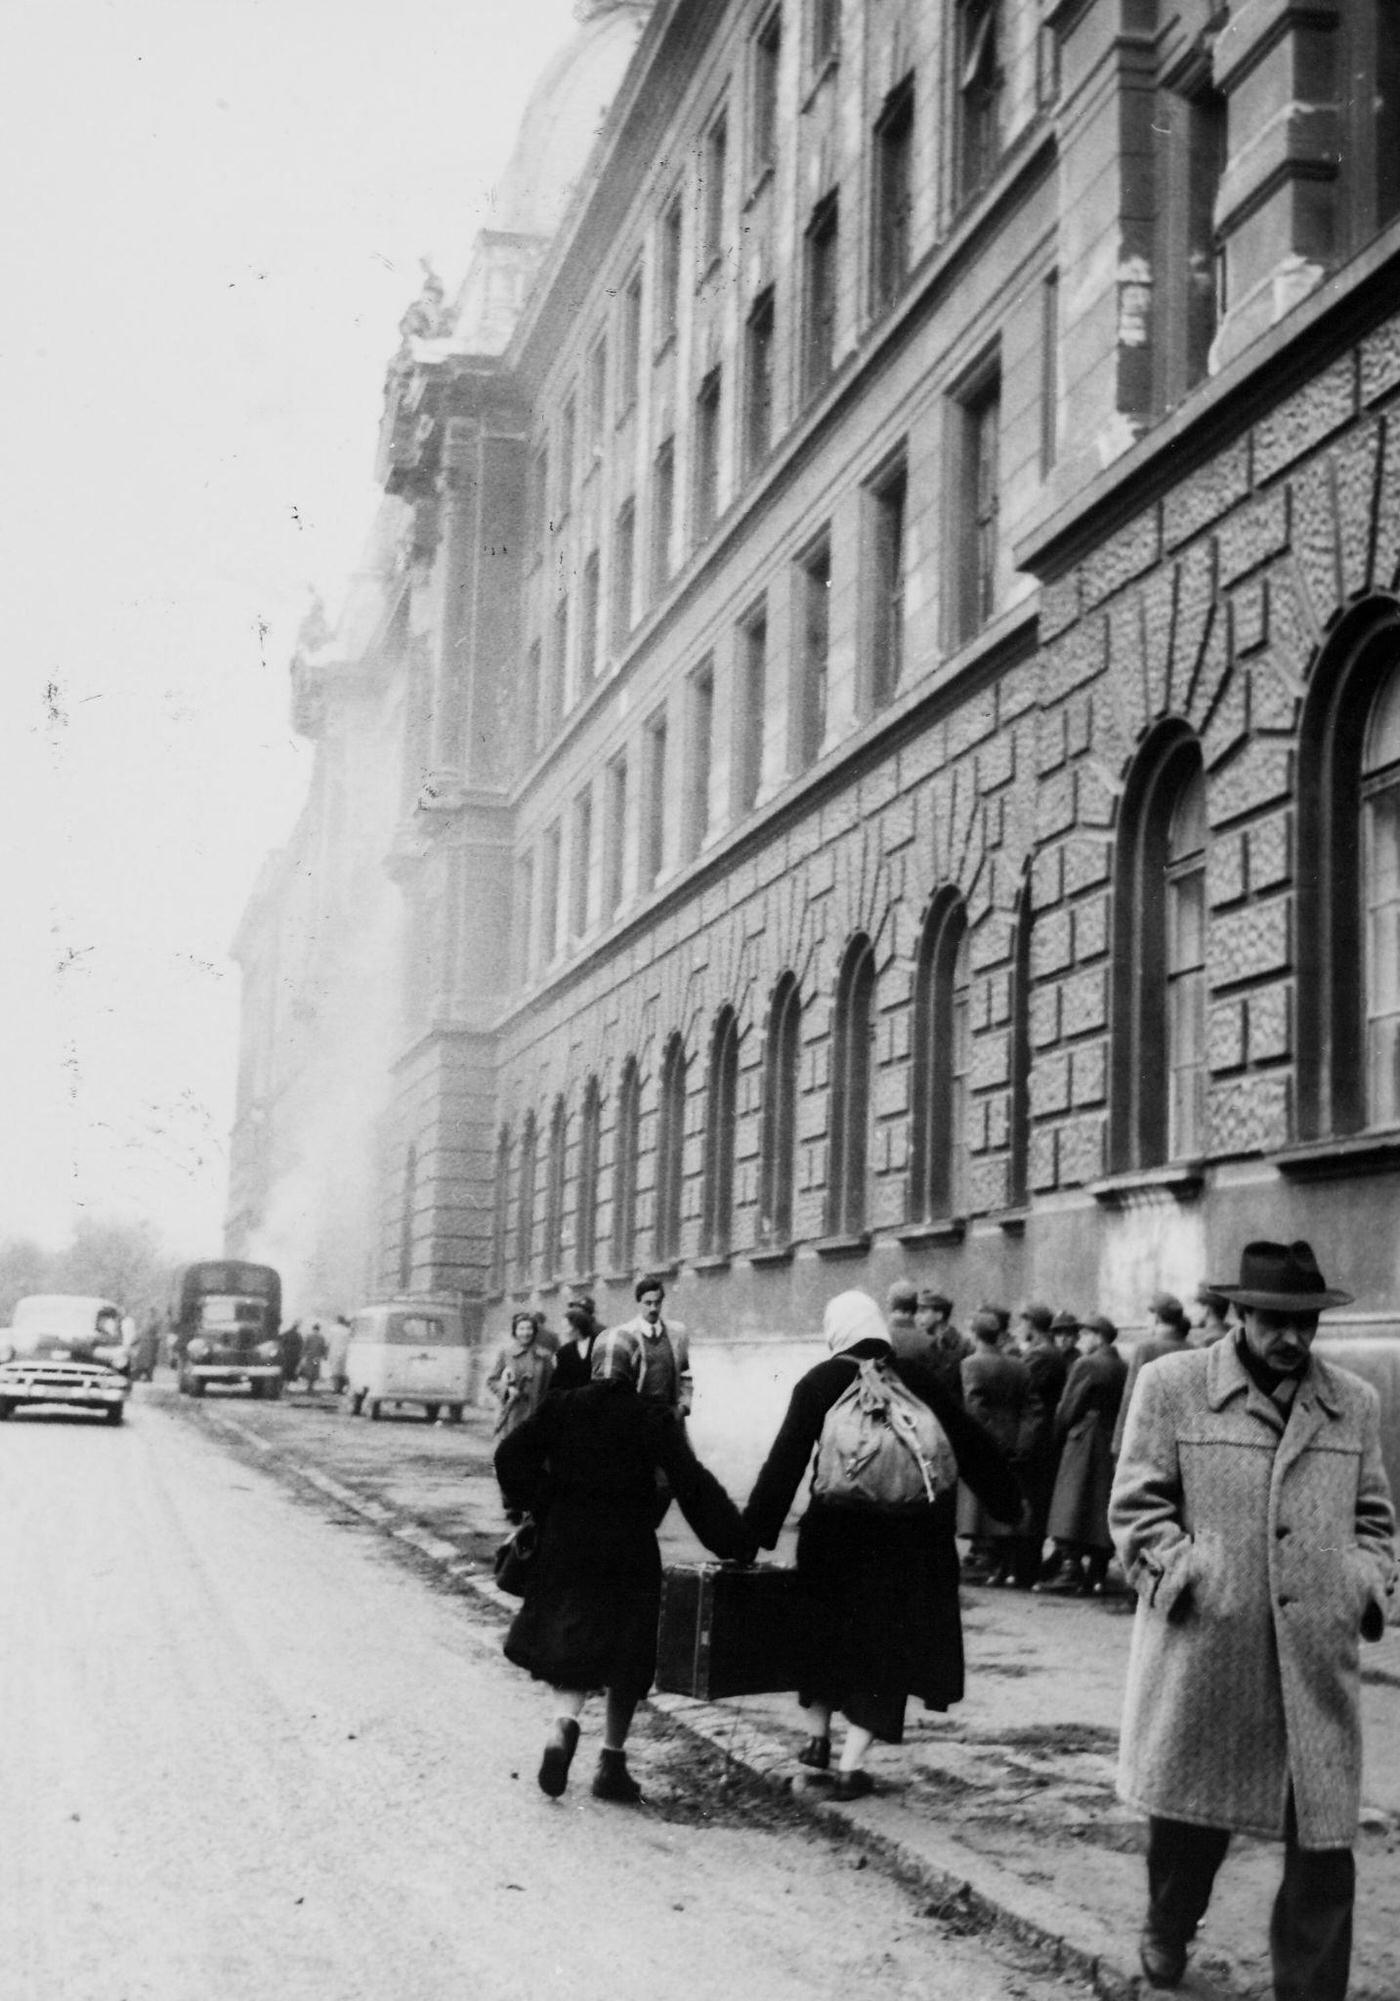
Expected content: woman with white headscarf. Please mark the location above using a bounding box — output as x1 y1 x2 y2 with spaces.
744 1289 1021 1798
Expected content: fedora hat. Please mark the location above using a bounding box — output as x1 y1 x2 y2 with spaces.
1210 1240 1352 1312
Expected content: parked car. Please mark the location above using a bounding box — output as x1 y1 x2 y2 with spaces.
343 1299 473 1422
0 1295 133 1424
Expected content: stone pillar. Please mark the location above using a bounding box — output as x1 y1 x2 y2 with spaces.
1209 0 1340 371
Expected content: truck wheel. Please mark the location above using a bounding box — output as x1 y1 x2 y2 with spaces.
345 1387 364 1415
366 1398 381 1421
423 1404 440 1425
104 1403 125 1425
262 1378 283 1401
187 1374 205 1398
0 1400 13 1421
445 1405 463 1425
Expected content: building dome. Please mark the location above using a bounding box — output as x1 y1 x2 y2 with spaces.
491 1 654 238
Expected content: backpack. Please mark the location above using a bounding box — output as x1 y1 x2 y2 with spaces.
811 1358 958 1511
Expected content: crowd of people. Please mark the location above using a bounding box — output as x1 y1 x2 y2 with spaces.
490 1246 1397 1999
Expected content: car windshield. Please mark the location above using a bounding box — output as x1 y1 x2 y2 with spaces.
197 1296 267 1334
9 1298 117 1353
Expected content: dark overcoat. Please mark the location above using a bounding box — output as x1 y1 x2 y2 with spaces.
1045 1343 1127 1549
743 1344 1021 1743
1110 1338 1397 1847
495 1379 749 1697
1017 1342 1069 1524
957 1345 1031 1541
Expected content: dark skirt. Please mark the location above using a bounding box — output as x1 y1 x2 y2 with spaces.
502 1495 661 1698
794 1499 964 1744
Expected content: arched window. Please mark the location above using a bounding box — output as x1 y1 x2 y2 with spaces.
490 1126 511 1293
827 935 875 1235
1008 875 1033 1208
575 1076 601 1277
1299 608 1400 1136
655 1033 688 1262
1110 725 1208 1170
759 973 802 1244
543 1096 567 1278
515 1113 538 1282
909 893 969 1220
399 1142 417 1293
611 1059 641 1270
700 1008 739 1256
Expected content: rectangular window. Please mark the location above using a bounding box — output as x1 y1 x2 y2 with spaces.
750 9 782 182
869 459 907 708
579 551 600 685
736 605 767 814
541 822 562 967
585 336 608 457
954 376 999 643
530 445 550 553
810 0 840 69
1040 268 1059 476
524 638 543 758
701 109 728 268
1152 79 1225 415
612 499 636 649
956 0 1002 205
618 268 643 414
871 76 914 310
558 396 576 516
798 536 830 768
604 752 629 918
570 788 593 941
657 192 683 348
550 593 569 728
693 367 722 543
686 657 715 860
802 193 839 403
642 708 669 890
516 852 535 984
651 437 676 599
743 286 776 478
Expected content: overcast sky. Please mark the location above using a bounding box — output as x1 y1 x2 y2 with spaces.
0 0 580 1255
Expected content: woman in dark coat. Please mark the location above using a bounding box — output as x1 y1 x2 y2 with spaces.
1036 1313 1127 1595
956 1307 1031 1585
495 1330 753 1804
743 1290 1021 1801
1012 1310 1071 1586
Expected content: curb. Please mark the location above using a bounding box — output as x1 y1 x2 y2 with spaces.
196 1403 1247 2001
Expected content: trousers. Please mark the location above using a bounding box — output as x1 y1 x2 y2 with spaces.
1146 1796 1354 2001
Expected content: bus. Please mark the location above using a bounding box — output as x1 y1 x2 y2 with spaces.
174 1261 282 1400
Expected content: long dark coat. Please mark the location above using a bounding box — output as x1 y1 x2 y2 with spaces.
743 1343 1021 1743
957 1345 1031 1541
1046 1343 1127 1550
1017 1341 1069 1526
495 1379 749 1698
1111 1339 1397 1846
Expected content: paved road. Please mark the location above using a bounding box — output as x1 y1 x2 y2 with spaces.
0 1394 1079 2001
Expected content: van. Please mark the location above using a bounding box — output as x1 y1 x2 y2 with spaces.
343 1300 473 1423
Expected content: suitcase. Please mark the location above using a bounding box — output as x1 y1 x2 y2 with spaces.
654 1561 811 1699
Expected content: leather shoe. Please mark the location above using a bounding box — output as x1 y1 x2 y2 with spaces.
797 1735 831 1770
831 1768 875 1801
592 1748 642 1805
1138 1932 1187 1988
538 1717 580 1798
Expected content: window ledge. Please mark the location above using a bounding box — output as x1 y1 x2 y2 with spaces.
1273 1132 1400 1182
993 1206 1030 1236
599 1269 637 1286
689 1253 731 1273
895 1217 967 1246
747 1242 795 1268
1088 1162 1206 1207
536 1279 560 1296
814 1231 872 1259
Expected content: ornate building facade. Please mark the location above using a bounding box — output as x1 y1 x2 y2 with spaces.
230 0 1400 1471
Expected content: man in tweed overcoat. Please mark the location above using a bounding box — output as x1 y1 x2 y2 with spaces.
1110 1241 1396 1995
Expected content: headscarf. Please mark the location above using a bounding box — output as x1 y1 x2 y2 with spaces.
823 1290 893 1357
590 1327 643 1386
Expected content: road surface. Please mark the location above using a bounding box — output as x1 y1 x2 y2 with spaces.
0 1395 1076 2001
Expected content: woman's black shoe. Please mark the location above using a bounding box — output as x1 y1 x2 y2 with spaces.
1138 1931 1187 1988
538 1717 580 1798
797 1735 831 1769
592 1748 642 1804
831 1769 875 1802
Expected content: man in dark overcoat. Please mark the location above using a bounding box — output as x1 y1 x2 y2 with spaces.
1036 1313 1126 1594
1110 1241 1397 1994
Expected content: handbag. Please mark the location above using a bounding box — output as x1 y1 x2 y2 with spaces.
493 1514 539 1596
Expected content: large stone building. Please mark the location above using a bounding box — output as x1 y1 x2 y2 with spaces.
230 0 1400 1468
